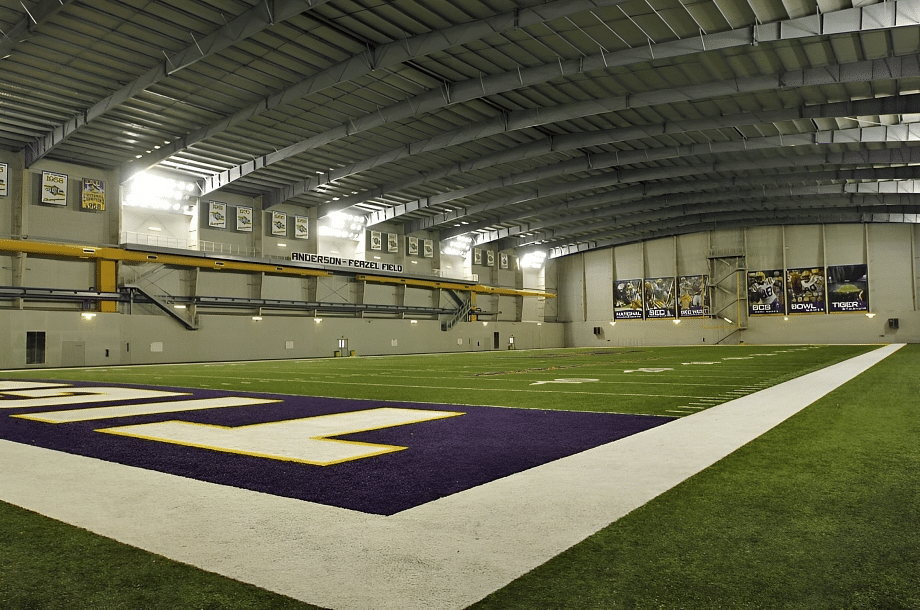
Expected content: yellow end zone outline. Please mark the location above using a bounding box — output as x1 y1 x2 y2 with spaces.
95 408 465 466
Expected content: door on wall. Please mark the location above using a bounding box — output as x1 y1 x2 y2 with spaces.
61 341 85 367
493 331 500 349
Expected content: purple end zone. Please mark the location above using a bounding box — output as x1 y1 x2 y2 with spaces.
1 380 675 515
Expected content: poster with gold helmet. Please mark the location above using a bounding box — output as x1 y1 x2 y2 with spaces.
614 279 644 320
678 275 709 317
747 269 785 315
786 267 825 314
644 277 676 319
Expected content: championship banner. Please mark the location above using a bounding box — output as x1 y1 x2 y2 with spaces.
486 250 495 266
294 215 309 239
387 233 398 253
644 277 676 319
370 231 382 251
786 267 825 314
678 275 709 317
271 211 287 236
208 201 227 228
41 171 67 205
81 178 105 211
0 163 8 197
748 269 785 315
473 249 482 265
423 239 433 258
614 279 644 319
236 206 252 232
407 236 419 256
827 264 868 313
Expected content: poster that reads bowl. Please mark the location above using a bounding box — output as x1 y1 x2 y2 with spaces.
678 275 709 317
644 277 676 319
614 279 644 320
827 264 868 313
747 269 785 315
786 267 826 314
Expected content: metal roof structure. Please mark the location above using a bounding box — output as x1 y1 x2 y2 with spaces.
2 0 919 258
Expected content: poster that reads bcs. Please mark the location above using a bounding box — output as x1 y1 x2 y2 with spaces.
644 277 676 319
786 267 826 314
747 269 785 315
826 264 869 313
614 279 644 320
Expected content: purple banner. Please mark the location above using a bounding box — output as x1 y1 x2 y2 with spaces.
615 279 644 319
827 264 868 313
786 267 826 314
678 275 709 318
748 269 785 315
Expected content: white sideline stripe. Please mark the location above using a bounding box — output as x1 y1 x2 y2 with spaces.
0 343 904 610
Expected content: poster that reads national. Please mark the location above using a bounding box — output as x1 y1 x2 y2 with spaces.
747 269 785 315
826 264 868 313
644 277 676 319
614 279 644 320
786 267 826 314
678 275 709 317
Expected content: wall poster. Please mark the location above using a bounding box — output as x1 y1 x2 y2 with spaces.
271 211 287 236
41 171 67 205
208 201 227 228
387 233 398 253
826 264 869 313
370 231 382 250
236 206 253 232
0 162 8 197
747 269 785 315
423 239 433 258
473 248 482 265
614 279 644 319
644 277 676 319
407 236 419 256
678 275 709 317
486 250 495 266
294 215 309 239
500 253 509 269
786 267 826 314
81 178 105 211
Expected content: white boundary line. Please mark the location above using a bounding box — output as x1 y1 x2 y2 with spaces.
0 344 904 610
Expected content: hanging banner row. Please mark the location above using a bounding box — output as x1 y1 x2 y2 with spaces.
747 264 868 315
615 275 709 320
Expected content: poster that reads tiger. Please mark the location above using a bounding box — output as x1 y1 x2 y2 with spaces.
786 267 826 314
747 270 785 315
614 279 644 320
827 264 868 313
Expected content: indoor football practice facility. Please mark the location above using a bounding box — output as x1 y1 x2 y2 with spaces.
1 0 919 608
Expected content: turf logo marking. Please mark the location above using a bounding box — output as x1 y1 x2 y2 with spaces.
530 378 599 386
96 407 465 466
0 386 187 409
623 368 674 373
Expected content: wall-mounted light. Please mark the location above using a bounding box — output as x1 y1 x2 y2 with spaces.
173 305 186 310
252 316 263 321
866 312 876 318
783 316 789 321
723 317 733 324
673 319 681 325
314 318 322 323
277 243 287 248
147 226 162 232
410 320 418 324
609 321 616 326
81 313 96 320
483 322 488 326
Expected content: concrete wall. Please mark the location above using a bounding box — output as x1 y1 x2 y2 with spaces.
559 223 920 346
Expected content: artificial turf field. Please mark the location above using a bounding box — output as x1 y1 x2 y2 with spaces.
2 343 918 609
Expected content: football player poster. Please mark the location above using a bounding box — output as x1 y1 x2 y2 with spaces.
786 266 826 313
678 275 709 317
614 279 644 320
827 264 868 313
748 269 785 315
644 277 676 319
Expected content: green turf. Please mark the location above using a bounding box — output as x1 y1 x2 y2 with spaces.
0 344 875 416
470 343 920 609
2 343 915 609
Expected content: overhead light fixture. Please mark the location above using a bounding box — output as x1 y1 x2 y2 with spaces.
723 317 733 324
410 320 418 324
173 305 186 310
277 243 287 247
148 226 162 231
